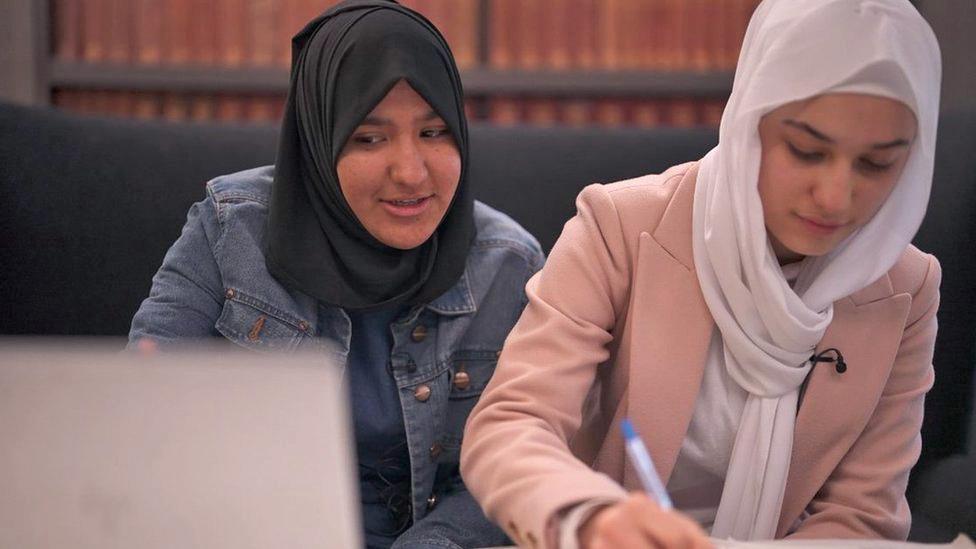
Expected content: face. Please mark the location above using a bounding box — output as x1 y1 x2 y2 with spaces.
757 93 917 264
336 80 461 250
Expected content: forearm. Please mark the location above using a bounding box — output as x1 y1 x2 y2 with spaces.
462 185 639 548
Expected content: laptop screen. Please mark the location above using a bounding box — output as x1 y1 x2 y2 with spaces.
0 341 362 548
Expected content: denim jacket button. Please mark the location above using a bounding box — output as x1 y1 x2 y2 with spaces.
224 288 235 299
429 443 442 459
453 370 471 391
426 493 438 510
410 325 428 343
413 384 431 402
298 320 309 332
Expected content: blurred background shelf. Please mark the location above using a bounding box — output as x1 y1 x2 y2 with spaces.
2 0 972 128
48 61 734 97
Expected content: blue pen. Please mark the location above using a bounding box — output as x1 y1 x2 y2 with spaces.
621 418 674 510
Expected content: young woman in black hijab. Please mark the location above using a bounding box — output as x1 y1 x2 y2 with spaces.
129 2 544 547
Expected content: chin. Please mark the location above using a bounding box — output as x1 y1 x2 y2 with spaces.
787 240 840 258
378 231 436 250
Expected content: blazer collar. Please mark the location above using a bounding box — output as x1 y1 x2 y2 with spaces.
651 163 699 270
625 164 714 487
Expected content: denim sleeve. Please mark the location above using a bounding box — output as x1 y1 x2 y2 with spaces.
392 485 510 549
128 197 224 346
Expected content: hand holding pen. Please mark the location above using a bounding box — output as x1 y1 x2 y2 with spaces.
577 419 712 549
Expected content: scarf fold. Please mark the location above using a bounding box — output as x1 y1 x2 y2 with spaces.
265 0 473 310
691 0 941 539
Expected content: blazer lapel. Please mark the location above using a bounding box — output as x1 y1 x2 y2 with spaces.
624 167 715 489
777 289 912 536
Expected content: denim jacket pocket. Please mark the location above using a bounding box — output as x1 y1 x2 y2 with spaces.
215 288 308 352
440 350 499 454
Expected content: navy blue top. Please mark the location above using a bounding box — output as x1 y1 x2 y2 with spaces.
348 306 411 548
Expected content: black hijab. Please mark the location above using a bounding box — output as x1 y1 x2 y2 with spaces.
265 0 473 310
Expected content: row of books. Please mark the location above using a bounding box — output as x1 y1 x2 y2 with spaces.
52 0 757 73
51 0 478 69
487 96 725 128
52 89 287 124
52 88 726 129
488 0 760 72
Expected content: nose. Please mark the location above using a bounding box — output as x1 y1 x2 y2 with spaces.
389 138 428 187
811 163 854 217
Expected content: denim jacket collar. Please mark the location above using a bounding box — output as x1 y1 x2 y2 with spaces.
424 269 476 316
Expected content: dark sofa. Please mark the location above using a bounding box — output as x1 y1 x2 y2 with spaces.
1 103 973 540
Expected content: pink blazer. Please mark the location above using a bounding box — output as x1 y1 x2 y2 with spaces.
460 163 939 549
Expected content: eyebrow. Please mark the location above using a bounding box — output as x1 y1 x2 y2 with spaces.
870 137 912 150
783 119 834 143
782 119 910 150
359 110 442 127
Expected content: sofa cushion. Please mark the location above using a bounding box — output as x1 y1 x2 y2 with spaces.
468 125 717 252
0 104 277 335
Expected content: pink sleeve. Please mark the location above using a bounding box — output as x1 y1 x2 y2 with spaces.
460 183 635 549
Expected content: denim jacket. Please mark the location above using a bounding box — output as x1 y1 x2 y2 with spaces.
129 166 544 548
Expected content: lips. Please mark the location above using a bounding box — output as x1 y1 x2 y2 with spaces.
381 195 433 217
797 214 846 235
389 198 425 206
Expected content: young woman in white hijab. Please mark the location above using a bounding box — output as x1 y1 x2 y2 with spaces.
459 0 942 547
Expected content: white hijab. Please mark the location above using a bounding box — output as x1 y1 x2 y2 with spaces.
692 0 941 539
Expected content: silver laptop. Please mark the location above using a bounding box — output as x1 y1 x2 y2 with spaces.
0 341 362 548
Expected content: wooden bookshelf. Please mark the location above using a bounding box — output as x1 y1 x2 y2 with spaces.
11 0 969 126
38 0 761 128
49 61 289 94
464 69 734 97
50 61 734 97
